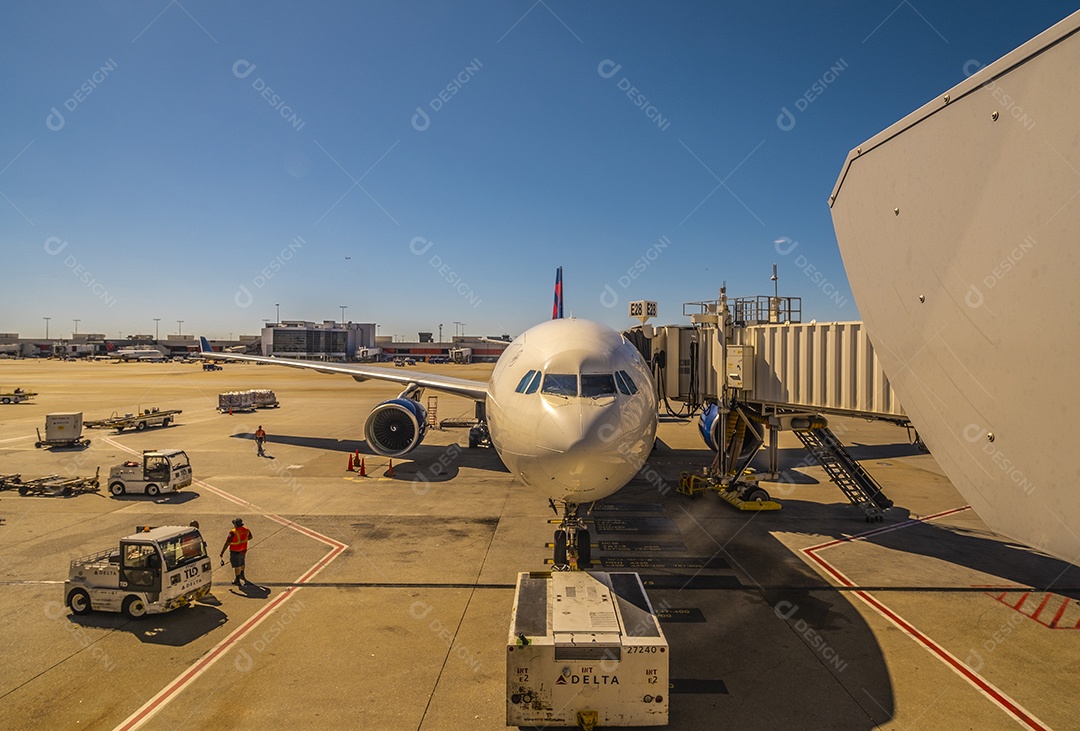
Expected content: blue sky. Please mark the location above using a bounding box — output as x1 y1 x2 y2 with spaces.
2 1 1076 341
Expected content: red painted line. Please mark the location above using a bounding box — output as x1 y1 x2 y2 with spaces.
1030 594 1054 624
1012 592 1031 612
115 585 303 731
803 505 972 553
803 506 1049 731
103 439 349 731
1049 598 1069 629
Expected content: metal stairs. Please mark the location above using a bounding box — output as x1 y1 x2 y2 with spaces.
794 427 893 521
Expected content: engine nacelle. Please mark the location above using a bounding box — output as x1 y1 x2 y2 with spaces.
364 398 428 457
698 403 722 452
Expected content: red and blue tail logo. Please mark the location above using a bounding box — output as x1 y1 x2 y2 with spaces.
552 266 563 319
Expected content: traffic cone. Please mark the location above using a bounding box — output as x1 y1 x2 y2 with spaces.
229 408 233 415
347 453 355 471
387 459 394 478
358 457 366 477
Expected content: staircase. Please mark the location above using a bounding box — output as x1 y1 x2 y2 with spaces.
794 426 892 521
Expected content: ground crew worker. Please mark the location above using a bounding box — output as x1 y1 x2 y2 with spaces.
220 517 253 586
254 425 266 457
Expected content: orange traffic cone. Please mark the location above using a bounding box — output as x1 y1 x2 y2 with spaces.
387 459 394 478
358 457 366 477
347 453 355 471
228 408 233 415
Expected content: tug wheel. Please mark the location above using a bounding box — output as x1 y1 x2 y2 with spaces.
68 589 92 615
123 595 148 619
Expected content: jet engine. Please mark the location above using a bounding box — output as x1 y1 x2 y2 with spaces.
364 398 428 457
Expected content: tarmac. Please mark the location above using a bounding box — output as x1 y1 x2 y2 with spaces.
1 358 1078 730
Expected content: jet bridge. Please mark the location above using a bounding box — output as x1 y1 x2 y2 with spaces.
640 295 908 519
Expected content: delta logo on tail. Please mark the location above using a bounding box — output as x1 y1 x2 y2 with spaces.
552 266 563 319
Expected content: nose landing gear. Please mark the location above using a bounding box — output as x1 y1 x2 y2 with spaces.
551 501 591 571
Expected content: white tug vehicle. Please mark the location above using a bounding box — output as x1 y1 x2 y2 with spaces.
65 525 212 618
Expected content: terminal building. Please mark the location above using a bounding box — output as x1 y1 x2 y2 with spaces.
260 321 376 359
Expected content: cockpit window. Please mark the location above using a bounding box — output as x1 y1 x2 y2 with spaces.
515 370 536 393
542 373 578 396
615 370 638 395
525 370 541 394
581 374 616 398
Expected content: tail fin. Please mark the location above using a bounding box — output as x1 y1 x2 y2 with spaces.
552 266 563 319
199 336 213 353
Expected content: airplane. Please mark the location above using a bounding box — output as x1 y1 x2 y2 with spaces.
199 268 658 568
108 348 165 362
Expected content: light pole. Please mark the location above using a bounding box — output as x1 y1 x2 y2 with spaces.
73 319 80 336
453 321 461 338
177 320 184 337
43 317 50 339
275 303 280 324
439 323 443 342
153 318 160 340
339 305 347 324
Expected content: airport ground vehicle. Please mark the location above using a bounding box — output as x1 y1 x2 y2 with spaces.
85 407 182 432
0 387 36 404
203 362 222 371
35 413 91 448
65 525 212 618
108 449 192 496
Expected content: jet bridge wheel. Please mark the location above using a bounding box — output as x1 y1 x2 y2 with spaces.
740 486 770 503
68 589 92 615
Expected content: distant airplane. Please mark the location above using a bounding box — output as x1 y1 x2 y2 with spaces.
200 267 657 568
108 348 165 361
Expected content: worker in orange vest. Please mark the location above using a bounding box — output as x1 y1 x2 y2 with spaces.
254 425 267 457
220 517 253 586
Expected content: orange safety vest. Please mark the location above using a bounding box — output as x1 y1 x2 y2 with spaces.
228 526 251 553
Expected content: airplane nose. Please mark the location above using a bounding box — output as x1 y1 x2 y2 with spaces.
536 402 632 498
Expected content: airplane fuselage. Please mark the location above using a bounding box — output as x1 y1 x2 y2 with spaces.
485 318 657 505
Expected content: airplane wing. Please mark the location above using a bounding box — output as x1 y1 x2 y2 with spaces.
199 337 489 401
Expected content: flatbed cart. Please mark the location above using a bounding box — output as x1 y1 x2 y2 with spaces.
0 388 36 404
84 407 182 433
16 468 101 497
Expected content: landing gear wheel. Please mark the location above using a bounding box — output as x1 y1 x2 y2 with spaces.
110 482 125 496
68 589 92 615
553 529 568 568
123 595 148 619
146 484 160 497
468 427 479 449
577 529 591 570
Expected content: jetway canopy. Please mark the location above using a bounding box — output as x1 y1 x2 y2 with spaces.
737 321 904 420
